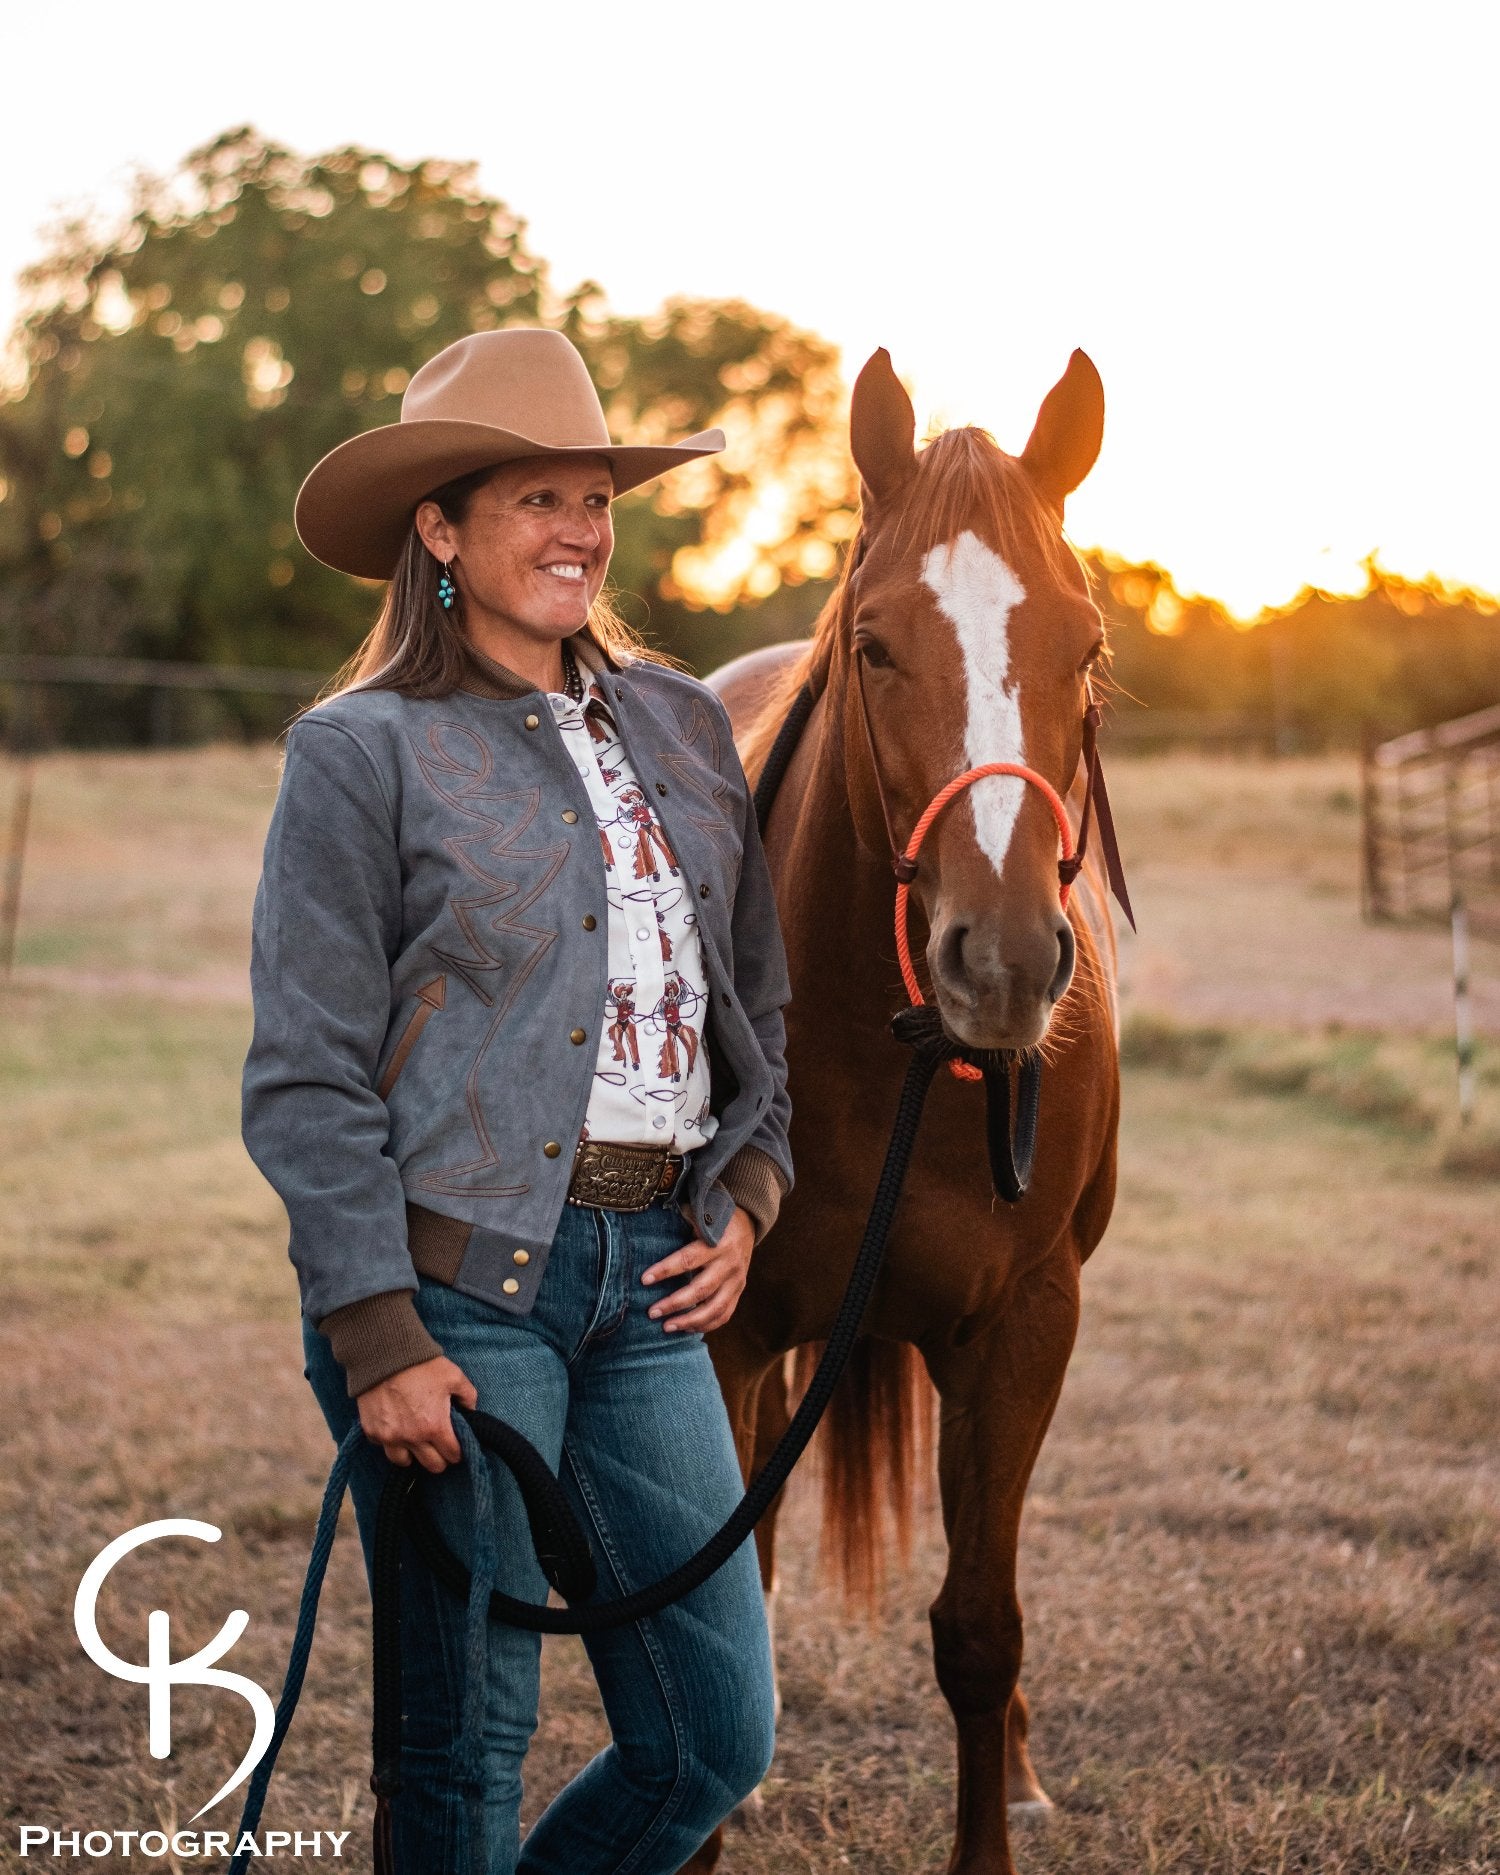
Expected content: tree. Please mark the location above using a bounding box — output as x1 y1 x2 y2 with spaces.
0 126 854 741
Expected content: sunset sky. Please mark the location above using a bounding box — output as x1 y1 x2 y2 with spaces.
5 0 1496 618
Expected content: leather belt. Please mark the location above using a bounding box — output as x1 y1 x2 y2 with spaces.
566 1137 684 1213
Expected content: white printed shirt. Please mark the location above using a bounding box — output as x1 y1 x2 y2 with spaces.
546 658 718 1155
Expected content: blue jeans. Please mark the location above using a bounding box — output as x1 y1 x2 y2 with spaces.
303 1193 775 1875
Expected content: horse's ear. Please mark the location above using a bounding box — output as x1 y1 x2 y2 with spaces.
851 348 917 506
1020 349 1104 513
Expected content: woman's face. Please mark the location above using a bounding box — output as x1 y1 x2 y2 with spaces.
417 454 615 642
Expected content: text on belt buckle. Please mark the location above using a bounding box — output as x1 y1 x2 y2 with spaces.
568 1139 680 1212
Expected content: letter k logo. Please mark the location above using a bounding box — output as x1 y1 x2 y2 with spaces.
74 1520 276 1819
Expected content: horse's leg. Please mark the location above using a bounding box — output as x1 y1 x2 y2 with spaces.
672 1331 790 1875
1004 1683 1051 1815
924 1249 1081 1875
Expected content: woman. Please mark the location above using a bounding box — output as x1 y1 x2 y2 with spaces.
242 326 792 1874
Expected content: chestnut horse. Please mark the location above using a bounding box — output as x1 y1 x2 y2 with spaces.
685 348 1122 1875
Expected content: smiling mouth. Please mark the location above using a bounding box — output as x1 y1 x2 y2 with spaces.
541 562 587 582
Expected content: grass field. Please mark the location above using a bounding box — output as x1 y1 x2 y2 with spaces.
0 746 1496 1873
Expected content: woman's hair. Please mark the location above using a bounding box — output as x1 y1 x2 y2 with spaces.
305 460 676 714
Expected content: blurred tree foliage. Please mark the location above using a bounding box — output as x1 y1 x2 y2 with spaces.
1089 552 1500 745
0 127 1494 749
0 126 852 741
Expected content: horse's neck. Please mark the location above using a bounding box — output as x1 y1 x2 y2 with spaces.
770 678 901 1013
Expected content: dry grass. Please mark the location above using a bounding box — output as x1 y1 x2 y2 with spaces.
0 745 1495 1872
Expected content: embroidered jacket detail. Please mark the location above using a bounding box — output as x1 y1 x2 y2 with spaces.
407 718 568 1196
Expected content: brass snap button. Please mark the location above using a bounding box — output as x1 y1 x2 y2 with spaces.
569 1027 587 1045
524 713 540 730
581 914 597 930
502 1277 520 1295
543 1140 562 1158
562 808 579 824
512 1248 530 1265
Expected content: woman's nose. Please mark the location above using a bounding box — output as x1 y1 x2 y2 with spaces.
557 503 603 548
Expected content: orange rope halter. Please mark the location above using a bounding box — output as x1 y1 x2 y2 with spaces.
893 763 1076 1081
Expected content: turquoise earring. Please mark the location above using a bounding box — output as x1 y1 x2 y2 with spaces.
437 560 456 610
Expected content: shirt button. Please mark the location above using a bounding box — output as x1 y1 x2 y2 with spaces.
562 809 579 823
524 713 540 730
635 927 650 941
570 1027 587 1044
652 1115 666 1129
502 1278 520 1295
582 914 597 930
578 765 590 777
512 1249 530 1265
543 1140 562 1158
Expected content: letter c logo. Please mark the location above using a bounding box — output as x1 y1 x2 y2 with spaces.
74 1520 276 1820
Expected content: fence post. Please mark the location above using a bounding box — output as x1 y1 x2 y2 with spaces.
1450 893 1476 1127
1 760 34 982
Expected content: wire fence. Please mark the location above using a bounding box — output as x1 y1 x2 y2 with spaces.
1361 702 1500 945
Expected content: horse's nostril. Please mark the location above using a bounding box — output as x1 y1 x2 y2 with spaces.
936 922 971 993
1048 920 1076 1003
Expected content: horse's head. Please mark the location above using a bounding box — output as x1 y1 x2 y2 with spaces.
836 347 1106 1052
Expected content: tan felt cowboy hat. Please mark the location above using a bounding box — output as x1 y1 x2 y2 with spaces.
295 327 725 578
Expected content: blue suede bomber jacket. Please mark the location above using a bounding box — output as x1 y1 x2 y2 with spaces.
241 626 793 1396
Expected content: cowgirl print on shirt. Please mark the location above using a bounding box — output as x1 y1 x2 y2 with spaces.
548 677 718 1154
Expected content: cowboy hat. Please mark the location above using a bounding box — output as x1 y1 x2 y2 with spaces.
294 327 725 579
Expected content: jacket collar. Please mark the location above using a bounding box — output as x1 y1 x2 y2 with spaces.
457 622 623 701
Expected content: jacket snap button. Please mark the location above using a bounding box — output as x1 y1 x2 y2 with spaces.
698 882 711 898
582 914 597 930
721 992 731 1005
524 713 540 730
502 1278 520 1295
569 1027 587 1044
543 1140 562 1158
704 1211 714 1225
562 808 579 824
512 1248 530 1265
615 686 624 699
655 781 667 795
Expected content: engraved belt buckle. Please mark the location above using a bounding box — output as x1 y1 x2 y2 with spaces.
567 1139 682 1212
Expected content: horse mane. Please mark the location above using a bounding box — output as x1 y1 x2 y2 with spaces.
737 426 1089 787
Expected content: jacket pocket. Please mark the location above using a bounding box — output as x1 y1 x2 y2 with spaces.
378 973 447 1099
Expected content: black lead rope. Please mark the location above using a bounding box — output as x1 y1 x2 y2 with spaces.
230 677 1042 1873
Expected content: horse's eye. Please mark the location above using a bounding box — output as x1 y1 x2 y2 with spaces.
855 632 895 670
1079 638 1106 673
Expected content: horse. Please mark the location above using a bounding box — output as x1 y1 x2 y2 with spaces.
681 346 1123 1875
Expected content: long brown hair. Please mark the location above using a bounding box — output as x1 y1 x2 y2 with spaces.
305 462 677 714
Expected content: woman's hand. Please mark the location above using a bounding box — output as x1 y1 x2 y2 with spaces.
357 1355 478 1472
641 1204 755 1335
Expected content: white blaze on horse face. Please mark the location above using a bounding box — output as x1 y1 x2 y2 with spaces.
920 530 1028 879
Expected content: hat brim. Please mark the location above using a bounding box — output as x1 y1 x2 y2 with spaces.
294 418 726 579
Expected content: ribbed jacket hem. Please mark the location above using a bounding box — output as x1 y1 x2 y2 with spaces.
718 1143 789 1244
319 1288 442 1398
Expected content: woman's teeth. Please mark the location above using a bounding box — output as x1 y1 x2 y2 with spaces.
543 564 585 581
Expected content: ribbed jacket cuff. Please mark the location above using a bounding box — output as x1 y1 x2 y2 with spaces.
718 1143 789 1244
318 1289 443 1398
